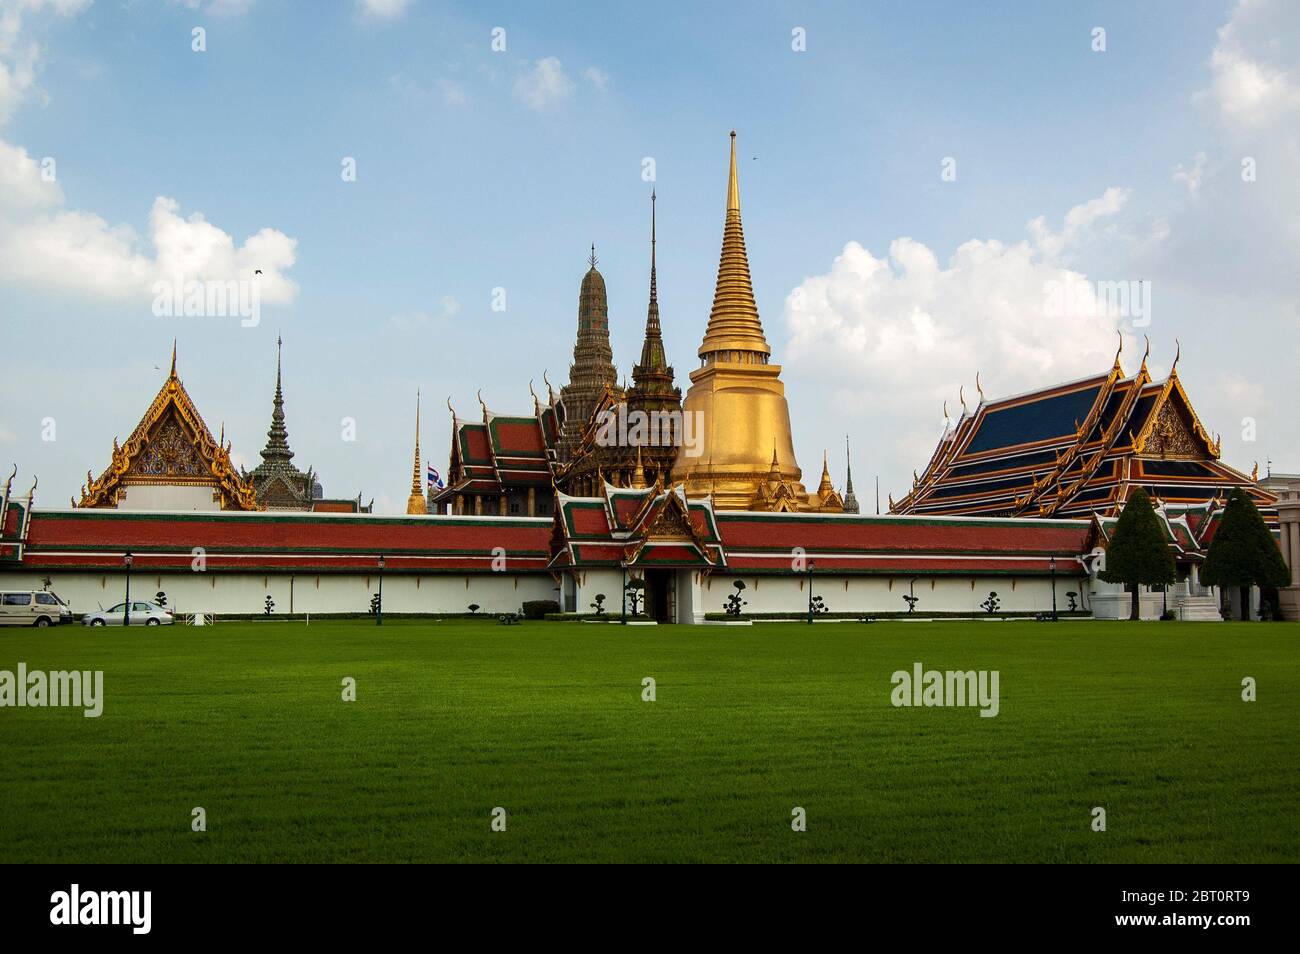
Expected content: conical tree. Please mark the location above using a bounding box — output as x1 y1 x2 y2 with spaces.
1201 488 1289 621
1100 489 1176 620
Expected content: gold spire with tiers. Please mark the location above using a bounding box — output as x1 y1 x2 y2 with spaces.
406 390 427 514
672 131 812 510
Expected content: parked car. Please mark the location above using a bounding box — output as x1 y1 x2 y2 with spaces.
0 590 74 627
82 601 175 627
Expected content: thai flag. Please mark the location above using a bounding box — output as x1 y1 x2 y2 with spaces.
427 464 444 489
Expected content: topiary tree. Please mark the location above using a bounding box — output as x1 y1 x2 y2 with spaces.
981 591 999 614
1099 489 1176 620
624 579 646 616
154 590 167 608
1201 488 1290 622
723 580 747 616
590 593 606 615
263 594 275 615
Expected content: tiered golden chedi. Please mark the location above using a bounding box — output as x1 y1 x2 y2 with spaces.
673 132 835 512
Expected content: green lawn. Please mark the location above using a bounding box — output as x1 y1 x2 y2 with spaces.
0 619 1296 863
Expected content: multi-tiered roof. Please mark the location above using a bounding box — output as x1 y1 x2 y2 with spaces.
892 341 1276 523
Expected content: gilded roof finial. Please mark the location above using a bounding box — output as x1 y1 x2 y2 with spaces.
446 395 457 420
959 385 967 415
477 389 488 418
1171 338 1181 375
1112 330 1124 373
697 130 771 361
1140 334 1150 373
170 339 178 377
588 243 598 269
727 130 740 213
975 371 985 404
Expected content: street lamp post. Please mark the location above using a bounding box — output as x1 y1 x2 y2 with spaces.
376 554 385 627
806 559 816 625
123 551 133 627
1049 555 1058 622
621 561 628 625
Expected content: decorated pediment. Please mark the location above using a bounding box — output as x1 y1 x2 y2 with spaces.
1132 374 1218 460
78 347 260 511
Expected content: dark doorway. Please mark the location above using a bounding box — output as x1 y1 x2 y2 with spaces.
646 569 674 623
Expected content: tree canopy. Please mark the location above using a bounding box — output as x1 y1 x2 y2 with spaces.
1100 489 1177 589
1201 488 1289 589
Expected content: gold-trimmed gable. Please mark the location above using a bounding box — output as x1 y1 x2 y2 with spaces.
1131 371 1220 459
78 350 260 510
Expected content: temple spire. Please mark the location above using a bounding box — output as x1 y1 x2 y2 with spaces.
636 189 669 373
169 339 177 377
699 130 771 362
407 390 427 514
557 241 621 462
259 334 294 465
843 435 860 513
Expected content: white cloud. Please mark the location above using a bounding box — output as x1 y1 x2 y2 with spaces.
1201 0 1300 128
171 0 255 16
784 191 1138 478
0 0 91 125
0 174 299 305
514 57 572 110
388 295 460 330
357 0 409 21
1026 186 1128 260
438 78 466 107
1172 152 1207 195
0 3 299 308
582 66 609 91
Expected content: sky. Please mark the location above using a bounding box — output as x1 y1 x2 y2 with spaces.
1 0 1297 513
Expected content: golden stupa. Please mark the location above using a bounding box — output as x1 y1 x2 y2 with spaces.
672 131 818 511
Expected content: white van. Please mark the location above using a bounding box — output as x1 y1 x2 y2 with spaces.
0 590 74 627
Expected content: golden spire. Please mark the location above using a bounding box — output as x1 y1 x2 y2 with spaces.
698 131 771 362
817 450 835 496
170 338 177 378
631 445 647 489
407 390 427 514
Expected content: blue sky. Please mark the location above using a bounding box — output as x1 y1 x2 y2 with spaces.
2 0 1296 511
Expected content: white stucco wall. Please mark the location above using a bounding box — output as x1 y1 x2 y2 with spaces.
116 485 222 511
0 570 558 617
565 567 1085 622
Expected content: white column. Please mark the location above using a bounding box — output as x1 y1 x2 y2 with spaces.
1291 523 1300 586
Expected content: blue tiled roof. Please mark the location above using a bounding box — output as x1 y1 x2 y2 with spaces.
964 384 1102 454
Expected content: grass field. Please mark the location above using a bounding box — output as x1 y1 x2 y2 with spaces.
1 619 1297 863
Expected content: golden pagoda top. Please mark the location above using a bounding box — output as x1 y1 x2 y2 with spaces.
698 131 772 362
407 390 427 514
